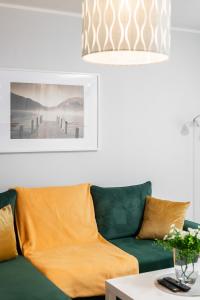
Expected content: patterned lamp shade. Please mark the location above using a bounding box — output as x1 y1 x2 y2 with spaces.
82 0 171 65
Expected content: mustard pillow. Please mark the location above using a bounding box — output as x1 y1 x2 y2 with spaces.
137 196 190 240
0 205 18 261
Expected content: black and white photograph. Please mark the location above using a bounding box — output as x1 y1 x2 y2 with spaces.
10 83 84 139
0 70 98 152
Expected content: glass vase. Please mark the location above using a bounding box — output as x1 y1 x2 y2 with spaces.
174 248 199 284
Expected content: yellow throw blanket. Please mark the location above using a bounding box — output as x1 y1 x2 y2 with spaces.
16 184 138 298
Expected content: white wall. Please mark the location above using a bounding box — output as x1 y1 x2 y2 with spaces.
0 7 200 219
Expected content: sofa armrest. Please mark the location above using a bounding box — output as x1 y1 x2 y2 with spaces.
183 220 200 231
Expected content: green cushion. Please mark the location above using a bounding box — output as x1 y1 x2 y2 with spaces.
0 256 70 300
91 182 152 239
0 189 16 213
184 220 200 231
110 237 173 273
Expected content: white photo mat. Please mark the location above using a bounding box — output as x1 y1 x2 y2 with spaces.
0 69 99 153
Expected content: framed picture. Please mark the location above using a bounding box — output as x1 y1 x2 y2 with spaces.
0 69 99 153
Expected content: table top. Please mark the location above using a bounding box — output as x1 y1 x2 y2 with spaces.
106 268 200 300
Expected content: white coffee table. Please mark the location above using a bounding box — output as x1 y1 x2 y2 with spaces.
106 268 200 300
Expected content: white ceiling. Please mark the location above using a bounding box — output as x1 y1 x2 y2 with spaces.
1 0 200 31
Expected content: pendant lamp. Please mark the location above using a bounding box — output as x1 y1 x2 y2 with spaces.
82 0 171 65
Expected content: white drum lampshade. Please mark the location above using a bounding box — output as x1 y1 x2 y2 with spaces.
82 0 171 65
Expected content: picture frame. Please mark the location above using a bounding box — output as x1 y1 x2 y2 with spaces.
0 69 99 153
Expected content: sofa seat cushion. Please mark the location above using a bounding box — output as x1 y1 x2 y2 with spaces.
0 256 70 300
26 238 138 298
110 237 173 273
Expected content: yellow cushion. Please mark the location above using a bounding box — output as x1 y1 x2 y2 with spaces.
0 205 18 261
137 196 190 240
16 184 139 298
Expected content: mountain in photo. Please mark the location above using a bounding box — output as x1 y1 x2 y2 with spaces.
11 93 45 111
11 93 83 111
56 97 83 111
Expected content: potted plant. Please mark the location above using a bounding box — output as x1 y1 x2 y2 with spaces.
156 224 200 284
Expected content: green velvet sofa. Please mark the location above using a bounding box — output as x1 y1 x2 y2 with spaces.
0 185 199 300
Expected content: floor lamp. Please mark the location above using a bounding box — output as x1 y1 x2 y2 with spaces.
181 115 200 221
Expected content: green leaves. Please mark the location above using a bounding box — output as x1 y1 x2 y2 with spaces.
155 225 200 258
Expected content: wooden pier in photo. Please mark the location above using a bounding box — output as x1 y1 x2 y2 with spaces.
14 115 81 139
